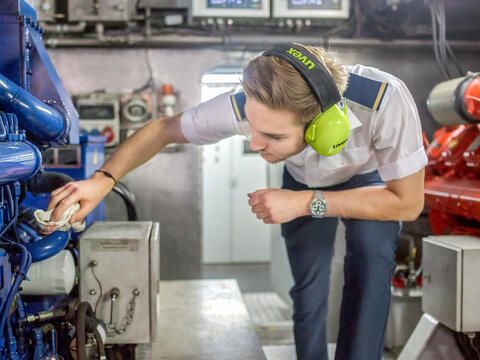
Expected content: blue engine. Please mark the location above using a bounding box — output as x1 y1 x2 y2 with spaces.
0 1 109 359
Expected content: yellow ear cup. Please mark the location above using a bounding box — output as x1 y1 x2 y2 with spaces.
305 104 350 156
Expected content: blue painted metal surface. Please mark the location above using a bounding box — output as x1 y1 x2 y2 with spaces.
0 0 79 145
0 0 37 19
28 22 80 144
0 112 42 185
0 142 41 185
24 231 70 263
0 74 67 144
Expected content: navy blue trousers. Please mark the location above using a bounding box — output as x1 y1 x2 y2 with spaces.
281 169 401 360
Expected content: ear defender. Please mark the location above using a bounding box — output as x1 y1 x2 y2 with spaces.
263 43 350 156
305 103 350 156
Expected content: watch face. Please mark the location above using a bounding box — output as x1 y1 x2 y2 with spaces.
311 199 327 216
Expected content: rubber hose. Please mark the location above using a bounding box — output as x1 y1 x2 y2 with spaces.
28 171 74 195
112 182 138 221
76 302 93 360
93 328 106 359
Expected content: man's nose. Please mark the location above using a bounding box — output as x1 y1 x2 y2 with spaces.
249 132 266 152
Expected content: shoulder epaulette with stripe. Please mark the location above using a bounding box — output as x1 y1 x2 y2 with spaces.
343 73 389 111
230 92 248 122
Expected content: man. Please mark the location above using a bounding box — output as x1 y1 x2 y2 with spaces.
48 43 426 360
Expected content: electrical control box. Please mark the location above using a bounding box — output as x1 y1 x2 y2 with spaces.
79 222 160 344
192 0 270 18
422 235 480 332
273 0 350 18
76 92 121 147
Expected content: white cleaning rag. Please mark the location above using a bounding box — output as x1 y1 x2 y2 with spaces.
34 203 86 233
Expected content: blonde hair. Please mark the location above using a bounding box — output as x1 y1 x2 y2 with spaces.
242 44 348 125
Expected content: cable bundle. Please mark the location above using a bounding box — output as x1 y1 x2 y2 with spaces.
427 0 464 80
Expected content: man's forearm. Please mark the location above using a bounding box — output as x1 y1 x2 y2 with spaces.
296 186 423 222
248 169 424 224
47 114 187 223
100 114 185 180
326 186 423 221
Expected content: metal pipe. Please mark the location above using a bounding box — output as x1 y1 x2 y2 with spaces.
19 307 69 326
44 34 480 50
0 73 67 143
0 141 42 185
24 230 70 263
41 21 87 34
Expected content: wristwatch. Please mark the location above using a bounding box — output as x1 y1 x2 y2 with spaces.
309 190 328 218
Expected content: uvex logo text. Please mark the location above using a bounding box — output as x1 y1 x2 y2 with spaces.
287 48 316 70
332 138 348 149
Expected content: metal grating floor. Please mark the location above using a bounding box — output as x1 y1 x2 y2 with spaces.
243 292 295 350
243 292 292 324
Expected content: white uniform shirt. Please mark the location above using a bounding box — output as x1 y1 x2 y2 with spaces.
180 64 428 188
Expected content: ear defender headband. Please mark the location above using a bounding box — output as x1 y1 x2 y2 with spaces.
262 43 350 156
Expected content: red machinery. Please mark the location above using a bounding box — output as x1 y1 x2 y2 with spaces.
425 74 480 236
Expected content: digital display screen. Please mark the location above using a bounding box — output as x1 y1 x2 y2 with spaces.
207 0 262 9
288 0 341 10
78 104 115 120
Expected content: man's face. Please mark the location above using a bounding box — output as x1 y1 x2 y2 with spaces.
244 96 307 163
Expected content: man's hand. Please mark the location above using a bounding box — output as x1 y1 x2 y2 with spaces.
45 172 115 232
248 189 313 224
